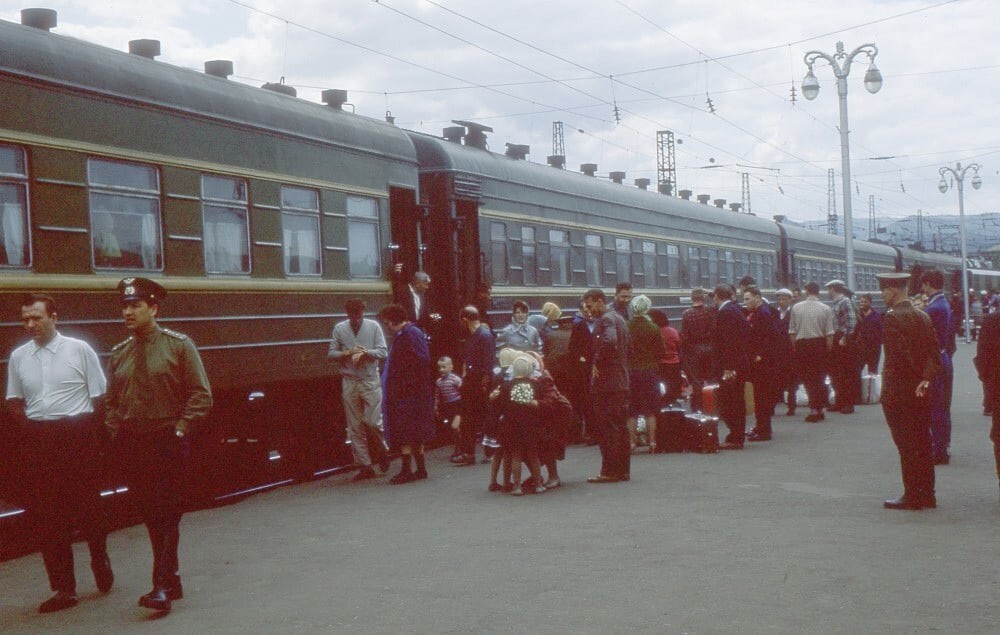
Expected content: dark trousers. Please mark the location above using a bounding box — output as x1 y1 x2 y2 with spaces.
685 346 715 412
750 368 775 435
595 391 630 479
882 400 935 501
991 411 1000 478
116 426 186 589
658 362 683 403
795 338 829 411
860 345 881 375
23 415 108 593
830 340 858 409
459 375 488 457
567 368 594 440
718 376 747 444
929 352 954 459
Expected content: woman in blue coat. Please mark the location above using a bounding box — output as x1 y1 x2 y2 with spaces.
379 304 436 484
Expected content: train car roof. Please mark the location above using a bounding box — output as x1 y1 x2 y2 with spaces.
779 222 898 259
408 131 782 238
896 246 962 268
0 19 417 166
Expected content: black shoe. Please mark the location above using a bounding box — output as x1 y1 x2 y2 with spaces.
352 466 377 481
378 456 390 473
921 495 938 509
933 454 950 466
138 587 172 612
720 441 744 450
165 582 183 601
449 454 467 464
414 468 428 480
389 470 417 485
452 454 475 466
747 430 772 442
804 412 825 423
39 591 78 614
883 496 924 510
92 554 114 593
839 407 855 414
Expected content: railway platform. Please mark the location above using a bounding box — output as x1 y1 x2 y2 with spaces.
1 343 998 634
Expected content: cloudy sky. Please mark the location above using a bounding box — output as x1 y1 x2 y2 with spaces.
2 0 996 229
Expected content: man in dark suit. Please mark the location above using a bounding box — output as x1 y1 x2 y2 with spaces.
877 272 941 510
744 286 781 441
392 263 436 328
975 309 1000 501
712 284 750 449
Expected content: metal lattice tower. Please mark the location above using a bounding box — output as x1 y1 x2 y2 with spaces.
868 194 876 240
656 130 676 195
741 172 751 215
552 121 565 157
827 168 838 235
916 208 924 244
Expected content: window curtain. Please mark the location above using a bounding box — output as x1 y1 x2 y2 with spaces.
2 202 25 265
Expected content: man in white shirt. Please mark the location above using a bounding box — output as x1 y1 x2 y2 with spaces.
6 294 113 613
329 299 389 480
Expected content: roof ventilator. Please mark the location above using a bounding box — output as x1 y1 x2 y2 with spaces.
547 155 565 169
21 8 56 31
580 164 598 177
453 120 492 150
610 171 626 184
322 89 348 109
204 60 234 79
714 198 726 208
635 178 651 190
697 194 711 204
505 144 529 160
128 39 161 60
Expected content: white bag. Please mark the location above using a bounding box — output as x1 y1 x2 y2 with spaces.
861 373 882 404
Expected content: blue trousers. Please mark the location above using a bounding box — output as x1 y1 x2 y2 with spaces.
929 352 953 459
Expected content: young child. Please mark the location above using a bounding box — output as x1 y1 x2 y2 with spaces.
526 351 571 490
434 356 462 459
502 355 545 496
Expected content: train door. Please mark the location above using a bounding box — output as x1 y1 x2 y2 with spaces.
389 186 422 281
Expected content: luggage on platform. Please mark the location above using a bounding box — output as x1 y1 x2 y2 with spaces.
701 383 719 415
684 413 720 454
861 373 882 404
656 406 688 453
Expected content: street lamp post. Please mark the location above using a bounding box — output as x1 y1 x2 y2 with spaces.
802 42 882 289
938 162 982 343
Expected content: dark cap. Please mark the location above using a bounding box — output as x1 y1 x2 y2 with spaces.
876 272 910 289
118 277 166 303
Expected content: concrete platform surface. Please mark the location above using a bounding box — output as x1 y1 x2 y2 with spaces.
1 343 998 634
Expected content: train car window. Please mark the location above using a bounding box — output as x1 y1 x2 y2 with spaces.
765 254 775 286
490 222 508 284
615 238 631 282
521 227 537 285
347 196 381 278
0 144 29 267
705 249 718 287
550 229 570 286
687 246 700 288
585 234 603 286
723 251 735 283
666 245 681 288
642 241 656 286
280 186 321 275
202 175 250 274
752 253 764 285
87 159 162 271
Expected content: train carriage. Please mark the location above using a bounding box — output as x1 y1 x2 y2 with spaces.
778 224 898 294
0 12 423 512
408 127 785 329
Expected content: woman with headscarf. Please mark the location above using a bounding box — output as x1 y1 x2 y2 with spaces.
379 304 435 484
527 302 562 358
649 309 682 404
626 295 667 453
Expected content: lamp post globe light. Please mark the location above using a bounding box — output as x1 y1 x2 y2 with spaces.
802 42 882 289
938 162 983 343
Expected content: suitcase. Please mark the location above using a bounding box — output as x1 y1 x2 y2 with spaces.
684 413 720 454
656 406 687 453
701 383 720 415
861 373 881 404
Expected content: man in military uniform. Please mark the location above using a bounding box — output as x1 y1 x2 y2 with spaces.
104 278 212 612
877 272 941 510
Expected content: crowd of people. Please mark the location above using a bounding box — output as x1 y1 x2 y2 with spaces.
7 267 1000 617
